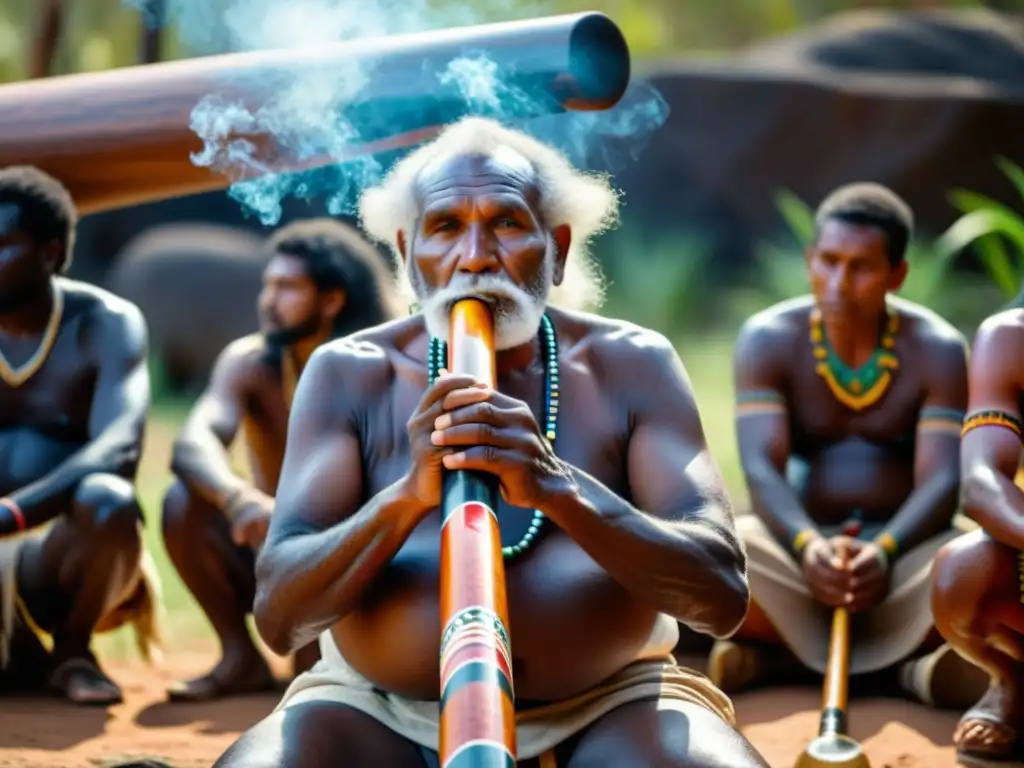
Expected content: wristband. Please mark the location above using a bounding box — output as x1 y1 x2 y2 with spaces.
962 410 1022 440
875 531 899 561
792 528 818 559
0 498 26 533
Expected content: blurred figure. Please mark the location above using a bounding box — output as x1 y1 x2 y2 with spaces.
162 218 401 702
931 306 1024 764
719 182 986 706
0 166 161 706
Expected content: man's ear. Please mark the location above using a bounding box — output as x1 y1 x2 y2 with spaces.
552 225 571 286
889 259 909 291
322 288 346 323
43 238 64 275
396 230 407 264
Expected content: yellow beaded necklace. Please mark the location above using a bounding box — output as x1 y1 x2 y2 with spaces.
0 284 64 388
810 304 899 411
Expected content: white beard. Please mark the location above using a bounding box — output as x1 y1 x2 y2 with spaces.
413 240 554 350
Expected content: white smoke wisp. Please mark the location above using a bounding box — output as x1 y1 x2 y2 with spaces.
360 116 620 313
119 1 669 232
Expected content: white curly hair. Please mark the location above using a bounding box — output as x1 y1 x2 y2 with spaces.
358 116 620 313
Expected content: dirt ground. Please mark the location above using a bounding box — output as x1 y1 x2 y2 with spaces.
0 644 972 768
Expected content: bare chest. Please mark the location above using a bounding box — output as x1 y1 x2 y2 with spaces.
0 324 94 438
240 382 290 493
786 355 924 451
361 366 631 525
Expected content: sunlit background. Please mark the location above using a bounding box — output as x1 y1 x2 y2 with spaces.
2 0 1024 646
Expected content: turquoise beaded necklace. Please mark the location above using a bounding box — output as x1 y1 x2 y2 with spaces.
427 313 559 561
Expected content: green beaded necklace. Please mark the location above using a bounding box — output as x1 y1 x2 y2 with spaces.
428 313 559 560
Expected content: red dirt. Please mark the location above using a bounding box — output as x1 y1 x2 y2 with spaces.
0 647 969 768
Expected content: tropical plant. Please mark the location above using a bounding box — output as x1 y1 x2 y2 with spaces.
933 155 1024 304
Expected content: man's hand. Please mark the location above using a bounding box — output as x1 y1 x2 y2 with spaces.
403 371 488 508
432 386 570 510
843 539 890 614
229 489 275 549
801 536 852 608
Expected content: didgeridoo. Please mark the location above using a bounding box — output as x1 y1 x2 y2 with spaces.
794 543 870 768
0 12 630 215
438 299 516 767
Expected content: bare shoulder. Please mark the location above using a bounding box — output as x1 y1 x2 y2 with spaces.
891 296 968 361
59 278 146 352
293 315 416 417
973 307 1024 354
970 308 1024 384
735 295 812 357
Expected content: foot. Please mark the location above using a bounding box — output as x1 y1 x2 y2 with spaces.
708 640 764 694
49 656 124 706
899 644 990 709
954 683 1021 762
166 652 276 702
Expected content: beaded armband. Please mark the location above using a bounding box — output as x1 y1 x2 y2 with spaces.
874 532 899 564
918 406 965 437
961 410 1022 440
736 390 787 419
791 528 818 560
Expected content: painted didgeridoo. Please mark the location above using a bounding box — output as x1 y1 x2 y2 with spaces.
0 12 630 215
438 299 516 768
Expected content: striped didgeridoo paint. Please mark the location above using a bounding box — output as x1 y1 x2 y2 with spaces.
438 299 517 768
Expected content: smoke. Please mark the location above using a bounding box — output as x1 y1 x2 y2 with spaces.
121 0 669 225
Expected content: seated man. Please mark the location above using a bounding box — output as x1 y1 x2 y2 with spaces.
214 117 769 767
163 217 401 701
718 182 984 703
0 166 161 706
932 307 1024 764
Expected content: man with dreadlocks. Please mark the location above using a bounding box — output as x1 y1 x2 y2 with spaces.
718 182 986 705
0 166 161 706
162 217 402 702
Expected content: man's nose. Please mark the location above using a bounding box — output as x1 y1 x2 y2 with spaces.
456 226 500 274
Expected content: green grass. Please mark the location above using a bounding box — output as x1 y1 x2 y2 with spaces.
94 334 745 660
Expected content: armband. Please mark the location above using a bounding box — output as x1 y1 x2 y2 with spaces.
0 498 26 534
874 532 899 562
736 390 787 419
961 410 1022 440
918 406 965 437
792 528 818 559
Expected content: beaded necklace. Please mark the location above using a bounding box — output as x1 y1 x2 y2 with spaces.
428 313 559 560
809 304 899 412
0 282 64 388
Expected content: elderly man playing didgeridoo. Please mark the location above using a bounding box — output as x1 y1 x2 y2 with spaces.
716 182 986 706
213 116 770 768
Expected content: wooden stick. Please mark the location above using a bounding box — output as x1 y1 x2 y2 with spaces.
819 606 852 737
0 12 629 215
438 299 517 768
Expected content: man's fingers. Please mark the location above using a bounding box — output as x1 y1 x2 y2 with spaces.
419 374 484 410
441 445 517 472
431 423 528 449
441 386 493 411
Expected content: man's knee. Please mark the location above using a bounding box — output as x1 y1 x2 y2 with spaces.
931 530 1004 635
72 473 141 542
162 479 219 542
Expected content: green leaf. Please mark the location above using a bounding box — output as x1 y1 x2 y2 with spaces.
996 156 1024 208
934 208 1024 297
774 189 815 243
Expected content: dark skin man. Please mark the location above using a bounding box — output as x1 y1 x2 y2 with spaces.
932 308 1024 764
214 117 769 768
163 217 401 701
0 166 156 706
717 183 984 705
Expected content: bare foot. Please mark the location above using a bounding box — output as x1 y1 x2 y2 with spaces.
955 682 1020 761
49 656 124 706
166 652 276 702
